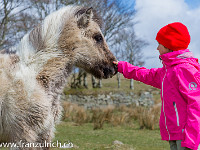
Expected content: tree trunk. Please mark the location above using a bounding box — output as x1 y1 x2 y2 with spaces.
97 79 102 88
77 70 82 86
130 79 134 90
92 75 96 88
70 69 76 88
117 72 121 88
83 72 88 88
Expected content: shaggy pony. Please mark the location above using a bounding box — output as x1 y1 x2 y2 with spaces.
0 5 117 149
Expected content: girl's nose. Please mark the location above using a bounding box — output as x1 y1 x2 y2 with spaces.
157 43 160 50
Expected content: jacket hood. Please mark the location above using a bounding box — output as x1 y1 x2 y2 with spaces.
159 49 199 68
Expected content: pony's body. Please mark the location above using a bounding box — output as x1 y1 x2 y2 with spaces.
0 54 53 143
0 6 117 149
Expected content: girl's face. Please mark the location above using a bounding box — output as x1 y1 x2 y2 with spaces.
157 44 172 55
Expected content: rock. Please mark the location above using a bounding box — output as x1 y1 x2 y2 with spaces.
112 140 124 145
64 91 154 109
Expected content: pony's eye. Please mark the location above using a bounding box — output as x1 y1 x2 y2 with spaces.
93 34 103 43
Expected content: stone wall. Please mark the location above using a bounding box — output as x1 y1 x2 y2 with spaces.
62 91 154 109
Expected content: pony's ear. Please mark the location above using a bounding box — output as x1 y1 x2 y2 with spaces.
77 7 93 28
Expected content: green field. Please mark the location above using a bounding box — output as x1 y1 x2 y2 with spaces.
0 122 169 150
53 122 169 150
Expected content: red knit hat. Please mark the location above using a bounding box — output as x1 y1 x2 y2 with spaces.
156 22 190 51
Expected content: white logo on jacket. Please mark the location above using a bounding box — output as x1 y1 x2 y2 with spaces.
189 82 197 90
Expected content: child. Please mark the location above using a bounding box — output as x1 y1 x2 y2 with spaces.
113 22 200 150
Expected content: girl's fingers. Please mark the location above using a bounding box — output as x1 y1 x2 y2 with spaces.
113 61 119 65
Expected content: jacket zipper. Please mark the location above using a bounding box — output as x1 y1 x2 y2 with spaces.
162 63 170 140
173 102 180 126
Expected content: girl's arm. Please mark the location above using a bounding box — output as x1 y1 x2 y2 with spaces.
116 61 162 89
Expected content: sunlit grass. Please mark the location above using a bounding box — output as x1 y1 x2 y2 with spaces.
53 122 169 150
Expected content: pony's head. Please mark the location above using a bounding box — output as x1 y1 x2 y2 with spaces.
58 6 117 79
24 6 117 79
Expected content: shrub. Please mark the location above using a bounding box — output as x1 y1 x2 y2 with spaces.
138 106 160 130
62 101 90 125
91 106 114 130
62 102 161 130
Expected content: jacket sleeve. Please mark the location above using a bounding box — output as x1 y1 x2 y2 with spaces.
118 61 162 89
178 66 200 150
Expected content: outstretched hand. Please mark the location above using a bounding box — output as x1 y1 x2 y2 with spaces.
113 61 119 65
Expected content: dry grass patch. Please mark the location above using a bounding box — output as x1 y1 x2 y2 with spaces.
62 101 161 130
62 101 90 125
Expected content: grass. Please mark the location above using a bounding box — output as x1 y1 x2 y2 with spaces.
56 103 167 150
62 101 161 130
65 73 156 93
53 122 169 150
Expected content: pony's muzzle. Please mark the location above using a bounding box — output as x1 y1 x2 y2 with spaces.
103 64 118 79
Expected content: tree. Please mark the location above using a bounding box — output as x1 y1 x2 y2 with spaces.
28 0 65 21
113 28 148 89
0 0 31 49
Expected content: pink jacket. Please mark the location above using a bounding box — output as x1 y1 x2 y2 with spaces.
118 49 200 150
